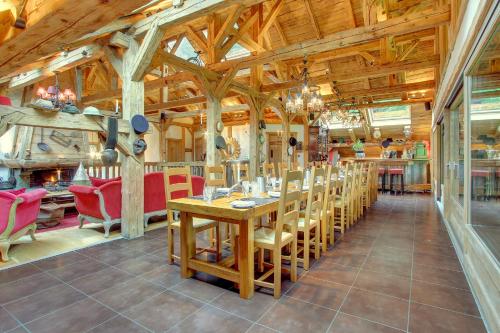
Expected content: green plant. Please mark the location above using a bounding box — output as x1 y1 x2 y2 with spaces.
352 139 364 152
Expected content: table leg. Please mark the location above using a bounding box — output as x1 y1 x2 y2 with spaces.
180 211 195 278
238 218 254 299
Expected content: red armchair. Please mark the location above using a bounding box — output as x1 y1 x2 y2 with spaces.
0 189 47 261
143 172 205 227
69 181 122 238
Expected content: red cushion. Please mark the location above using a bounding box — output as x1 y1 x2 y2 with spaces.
0 96 12 106
388 168 404 175
2 188 26 195
90 176 121 187
378 168 385 175
69 185 104 220
144 172 166 213
0 189 46 235
471 170 489 177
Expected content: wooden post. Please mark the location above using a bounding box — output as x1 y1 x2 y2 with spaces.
206 93 222 167
121 38 145 239
248 97 261 180
281 115 291 168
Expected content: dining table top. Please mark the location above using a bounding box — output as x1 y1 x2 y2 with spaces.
167 192 282 221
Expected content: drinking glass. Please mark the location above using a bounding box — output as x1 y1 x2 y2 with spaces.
203 185 215 204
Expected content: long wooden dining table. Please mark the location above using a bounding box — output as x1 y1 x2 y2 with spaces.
167 191 308 299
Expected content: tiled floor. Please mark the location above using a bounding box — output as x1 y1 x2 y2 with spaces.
0 194 487 333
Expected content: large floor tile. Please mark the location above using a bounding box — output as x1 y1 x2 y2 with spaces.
411 280 480 316
4 284 86 324
409 302 486 333
340 288 409 330
87 315 150 333
354 269 410 300
24 298 115 333
329 312 403 333
0 306 19 332
68 266 135 295
124 290 204 332
172 278 226 302
92 277 165 312
0 264 41 285
32 251 89 271
413 252 462 272
286 275 350 310
168 305 253 333
412 264 469 290
210 290 276 322
0 272 61 305
46 258 108 282
308 259 359 286
258 296 336 333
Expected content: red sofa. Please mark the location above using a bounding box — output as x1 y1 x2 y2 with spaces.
69 181 122 238
0 189 47 261
70 173 205 235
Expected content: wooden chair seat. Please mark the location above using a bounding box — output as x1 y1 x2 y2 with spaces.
171 217 217 230
254 227 294 249
298 217 319 230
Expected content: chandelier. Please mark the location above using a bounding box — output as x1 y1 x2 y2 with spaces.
285 58 323 115
34 73 79 113
322 82 365 128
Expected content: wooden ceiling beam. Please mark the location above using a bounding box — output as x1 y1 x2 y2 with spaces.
262 56 439 92
208 5 449 72
0 0 151 78
82 71 194 104
131 0 267 37
163 104 250 118
259 0 284 39
323 80 435 100
8 45 103 90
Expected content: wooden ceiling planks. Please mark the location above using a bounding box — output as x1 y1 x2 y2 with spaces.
0 0 154 78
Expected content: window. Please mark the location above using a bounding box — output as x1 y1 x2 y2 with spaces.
369 105 411 126
467 18 500 261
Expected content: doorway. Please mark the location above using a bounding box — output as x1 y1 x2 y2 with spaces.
167 138 184 162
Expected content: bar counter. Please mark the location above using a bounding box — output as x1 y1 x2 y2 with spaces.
344 158 431 192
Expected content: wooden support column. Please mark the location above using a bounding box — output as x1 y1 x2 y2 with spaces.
121 38 145 239
206 94 222 167
281 115 291 168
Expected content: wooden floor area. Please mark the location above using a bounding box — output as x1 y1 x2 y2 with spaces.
0 194 487 333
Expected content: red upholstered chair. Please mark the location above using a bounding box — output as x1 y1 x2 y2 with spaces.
69 181 122 238
0 189 47 261
89 176 121 187
0 96 12 106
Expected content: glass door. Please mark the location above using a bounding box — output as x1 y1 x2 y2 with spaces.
449 95 465 207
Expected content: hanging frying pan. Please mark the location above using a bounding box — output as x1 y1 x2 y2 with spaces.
37 128 50 152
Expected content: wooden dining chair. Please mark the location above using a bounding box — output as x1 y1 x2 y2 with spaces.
321 165 338 251
164 166 220 264
232 164 249 182
297 167 324 269
263 162 276 178
255 169 302 298
333 164 352 234
205 165 227 187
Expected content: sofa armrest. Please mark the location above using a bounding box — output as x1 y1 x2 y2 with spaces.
98 181 122 220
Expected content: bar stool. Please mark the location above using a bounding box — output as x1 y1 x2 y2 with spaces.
389 168 404 195
378 167 386 193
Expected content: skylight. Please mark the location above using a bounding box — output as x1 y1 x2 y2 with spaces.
369 105 411 126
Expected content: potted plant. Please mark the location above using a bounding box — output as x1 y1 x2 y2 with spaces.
352 139 365 158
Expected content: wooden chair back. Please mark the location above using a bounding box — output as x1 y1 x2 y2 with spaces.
164 166 193 224
263 162 276 178
275 169 303 247
232 164 249 182
322 165 336 219
303 167 325 230
205 165 227 187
